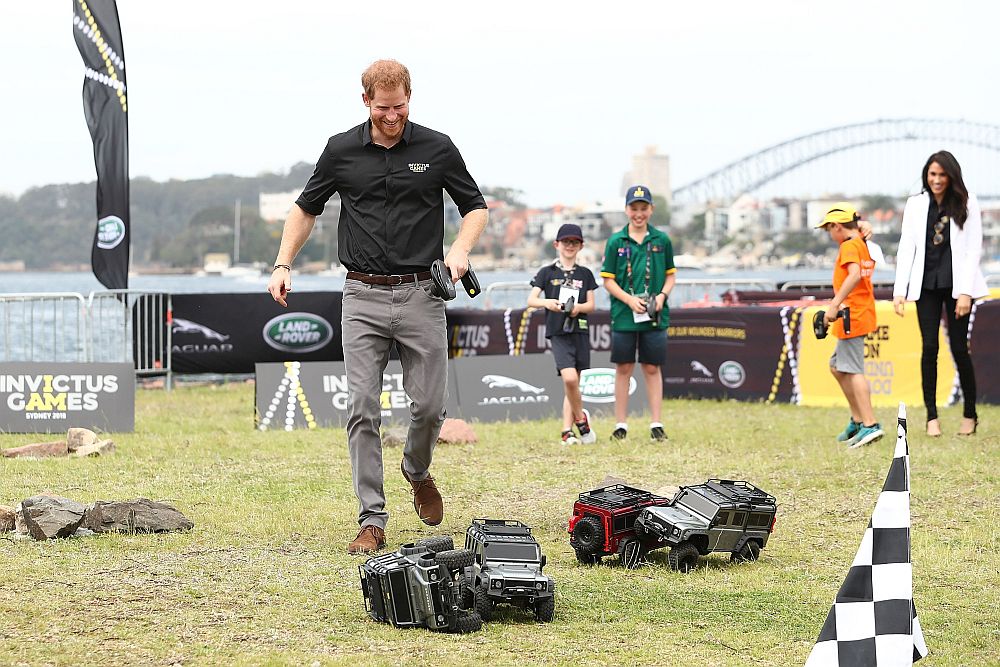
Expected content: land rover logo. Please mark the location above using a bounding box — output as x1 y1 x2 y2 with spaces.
262 313 333 353
96 216 126 250
579 368 636 403
718 360 746 388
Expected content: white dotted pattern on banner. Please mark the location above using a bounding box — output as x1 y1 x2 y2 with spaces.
258 361 316 431
73 2 127 112
769 306 802 404
503 308 514 355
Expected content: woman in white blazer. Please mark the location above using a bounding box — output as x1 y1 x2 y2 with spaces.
893 150 987 436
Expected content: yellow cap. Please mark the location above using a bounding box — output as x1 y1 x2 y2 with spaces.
816 202 858 228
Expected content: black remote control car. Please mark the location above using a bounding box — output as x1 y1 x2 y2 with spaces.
460 519 555 622
359 536 482 633
634 479 777 572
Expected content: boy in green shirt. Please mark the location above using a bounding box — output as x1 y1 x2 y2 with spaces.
600 185 676 441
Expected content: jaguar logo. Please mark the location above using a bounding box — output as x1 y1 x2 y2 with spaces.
172 318 230 342
481 375 544 394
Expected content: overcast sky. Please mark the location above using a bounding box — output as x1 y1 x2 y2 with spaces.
4 1 999 206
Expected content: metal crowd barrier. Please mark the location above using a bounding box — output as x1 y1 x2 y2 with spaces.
483 278 776 309
0 290 172 389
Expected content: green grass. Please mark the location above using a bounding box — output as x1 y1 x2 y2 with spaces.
1 385 997 666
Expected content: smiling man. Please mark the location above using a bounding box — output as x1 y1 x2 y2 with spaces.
267 59 488 555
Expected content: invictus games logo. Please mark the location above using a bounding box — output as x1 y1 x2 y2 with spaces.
408 163 430 172
96 216 126 250
718 360 746 389
263 313 333 353
580 368 636 403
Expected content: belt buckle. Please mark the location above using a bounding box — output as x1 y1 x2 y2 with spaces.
387 274 403 286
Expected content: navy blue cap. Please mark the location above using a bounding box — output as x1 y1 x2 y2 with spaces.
625 185 653 205
556 223 584 241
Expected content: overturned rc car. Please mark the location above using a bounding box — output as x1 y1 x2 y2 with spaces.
359 535 483 633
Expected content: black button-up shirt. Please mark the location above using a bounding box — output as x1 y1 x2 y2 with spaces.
295 120 486 274
923 197 952 290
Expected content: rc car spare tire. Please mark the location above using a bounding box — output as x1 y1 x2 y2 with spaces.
474 581 494 622
415 535 455 554
434 548 475 571
667 541 700 573
571 516 605 555
453 610 483 634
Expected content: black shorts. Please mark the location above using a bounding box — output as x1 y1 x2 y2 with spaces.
610 329 667 365
551 334 591 374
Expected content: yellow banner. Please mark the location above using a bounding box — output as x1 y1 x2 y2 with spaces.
797 302 954 408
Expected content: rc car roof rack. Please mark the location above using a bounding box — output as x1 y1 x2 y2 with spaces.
578 485 668 510
701 479 777 506
471 518 532 536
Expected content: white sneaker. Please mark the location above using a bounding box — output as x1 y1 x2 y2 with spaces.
576 409 597 444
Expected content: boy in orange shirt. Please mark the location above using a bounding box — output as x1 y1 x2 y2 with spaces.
816 203 884 448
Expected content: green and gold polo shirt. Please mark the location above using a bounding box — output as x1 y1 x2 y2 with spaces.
600 224 676 331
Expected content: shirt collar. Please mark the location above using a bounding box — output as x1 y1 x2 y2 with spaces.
361 119 413 146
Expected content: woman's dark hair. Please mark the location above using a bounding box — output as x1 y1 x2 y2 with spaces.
922 150 969 228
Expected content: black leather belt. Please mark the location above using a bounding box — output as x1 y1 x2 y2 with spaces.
346 271 432 286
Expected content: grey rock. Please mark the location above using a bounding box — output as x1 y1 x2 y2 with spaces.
381 426 407 448
595 474 629 488
72 439 116 458
0 505 15 532
82 498 194 533
13 502 27 534
66 427 98 452
21 495 87 540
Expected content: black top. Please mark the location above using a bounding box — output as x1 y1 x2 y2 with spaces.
295 120 486 274
923 197 953 290
530 262 598 337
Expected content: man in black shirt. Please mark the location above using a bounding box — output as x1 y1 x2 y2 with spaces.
267 60 488 554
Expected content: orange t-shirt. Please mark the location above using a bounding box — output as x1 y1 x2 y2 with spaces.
832 236 876 339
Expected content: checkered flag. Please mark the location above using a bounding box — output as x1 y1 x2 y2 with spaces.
805 403 928 666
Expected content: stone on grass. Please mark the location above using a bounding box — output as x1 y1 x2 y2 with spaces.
72 439 116 458
2 440 68 458
653 485 680 499
381 426 406 448
595 474 629 488
437 418 478 444
0 505 15 532
21 495 87 540
66 428 98 452
82 498 194 534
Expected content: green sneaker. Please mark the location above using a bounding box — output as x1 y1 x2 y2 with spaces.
836 419 861 443
848 423 884 449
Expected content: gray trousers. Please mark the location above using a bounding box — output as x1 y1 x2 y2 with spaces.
342 278 448 530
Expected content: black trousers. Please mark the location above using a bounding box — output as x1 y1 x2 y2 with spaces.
915 287 977 420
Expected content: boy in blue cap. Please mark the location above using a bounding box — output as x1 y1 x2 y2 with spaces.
601 185 676 441
528 222 599 444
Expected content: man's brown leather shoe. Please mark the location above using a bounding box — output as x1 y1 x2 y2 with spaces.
401 462 444 526
347 525 386 555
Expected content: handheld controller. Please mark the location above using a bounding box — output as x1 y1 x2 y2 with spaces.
430 260 481 300
812 307 851 339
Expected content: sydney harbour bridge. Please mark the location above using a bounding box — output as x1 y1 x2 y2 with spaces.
671 118 1000 204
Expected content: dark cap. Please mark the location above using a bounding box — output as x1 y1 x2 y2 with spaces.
556 223 584 241
625 185 653 205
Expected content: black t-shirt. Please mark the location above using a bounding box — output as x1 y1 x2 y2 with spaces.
295 120 487 274
530 262 599 337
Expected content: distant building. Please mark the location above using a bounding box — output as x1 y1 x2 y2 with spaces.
622 145 671 205
259 190 341 224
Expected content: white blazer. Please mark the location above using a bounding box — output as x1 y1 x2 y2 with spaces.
893 192 988 301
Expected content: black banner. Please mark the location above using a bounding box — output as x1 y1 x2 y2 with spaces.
172 293 344 374
73 0 130 289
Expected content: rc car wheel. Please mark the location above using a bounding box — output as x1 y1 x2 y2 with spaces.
667 541 700 573
574 549 601 565
474 581 494 622
619 537 644 569
534 595 555 622
571 516 605 556
731 540 762 563
453 610 483 634
415 535 455 554
434 548 475 571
